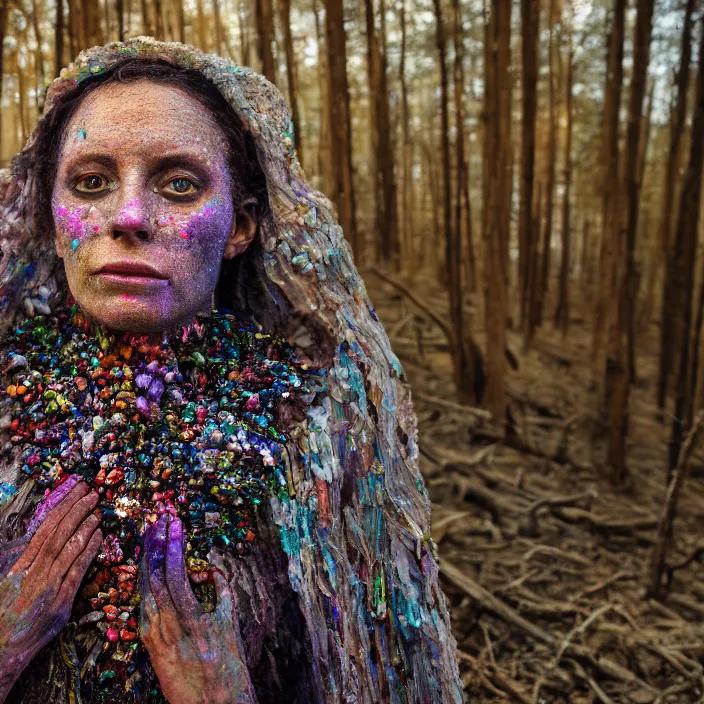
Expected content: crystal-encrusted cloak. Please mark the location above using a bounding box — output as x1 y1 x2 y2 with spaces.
0 37 463 704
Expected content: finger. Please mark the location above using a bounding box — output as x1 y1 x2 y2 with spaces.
47 512 101 584
144 515 181 645
55 527 103 607
25 475 83 537
139 546 161 641
35 490 99 571
145 515 172 612
165 517 202 622
11 479 90 574
209 552 235 626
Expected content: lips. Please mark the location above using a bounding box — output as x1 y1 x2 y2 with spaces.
94 261 167 279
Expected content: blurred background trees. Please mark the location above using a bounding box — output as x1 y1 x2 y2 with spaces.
2 0 704 485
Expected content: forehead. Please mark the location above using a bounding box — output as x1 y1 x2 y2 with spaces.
60 79 228 161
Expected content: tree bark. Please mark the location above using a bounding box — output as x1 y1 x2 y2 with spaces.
604 0 654 482
482 0 512 424
519 0 540 331
142 0 154 36
325 0 358 258
657 0 697 410
454 0 476 294
212 0 224 54
555 3 574 334
313 0 332 195
667 12 704 476
533 0 557 331
256 0 276 83
195 0 207 51
399 0 413 269
279 0 304 168
591 0 626 388
0 0 7 159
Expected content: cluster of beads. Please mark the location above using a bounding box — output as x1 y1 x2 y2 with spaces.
0 303 311 699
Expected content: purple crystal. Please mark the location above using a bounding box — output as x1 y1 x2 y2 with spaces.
135 396 149 414
136 373 152 389
147 378 165 402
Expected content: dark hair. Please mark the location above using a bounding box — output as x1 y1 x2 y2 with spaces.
29 57 274 324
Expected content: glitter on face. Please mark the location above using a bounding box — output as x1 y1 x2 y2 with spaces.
51 80 238 334
76 128 87 140
72 238 80 251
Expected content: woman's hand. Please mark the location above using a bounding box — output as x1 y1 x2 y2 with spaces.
140 514 255 704
0 475 103 701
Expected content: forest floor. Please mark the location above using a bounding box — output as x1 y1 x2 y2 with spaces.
364 270 704 704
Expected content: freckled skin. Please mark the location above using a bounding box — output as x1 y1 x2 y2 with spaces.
52 79 256 336
0 480 103 701
140 515 255 704
0 80 260 704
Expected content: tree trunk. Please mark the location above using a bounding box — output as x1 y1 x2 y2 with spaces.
256 0 276 83
377 0 398 269
555 3 574 334
116 0 125 41
142 0 154 36
399 0 413 268
0 0 7 159
30 0 45 107
592 0 626 388
432 0 451 280
657 0 697 410
212 0 224 54
534 0 557 330
455 6 476 294
175 0 185 43
325 0 358 258
364 0 381 257
667 12 704 476
279 0 304 169
604 0 654 482
313 0 332 195
482 0 512 424
239 0 250 65
447 0 478 403
195 0 207 50
519 0 540 331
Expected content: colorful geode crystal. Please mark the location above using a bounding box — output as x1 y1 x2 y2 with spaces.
0 302 311 698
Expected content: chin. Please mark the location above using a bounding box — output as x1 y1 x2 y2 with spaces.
77 295 180 334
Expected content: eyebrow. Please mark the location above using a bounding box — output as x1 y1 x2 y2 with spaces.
64 151 211 174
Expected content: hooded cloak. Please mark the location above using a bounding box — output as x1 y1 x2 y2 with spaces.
0 37 463 704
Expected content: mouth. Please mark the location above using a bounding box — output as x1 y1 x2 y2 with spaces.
93 261 169 288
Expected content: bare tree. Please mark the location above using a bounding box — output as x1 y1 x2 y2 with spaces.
519 0 539 331
657 0 697 410
256 0 276 83
325 0 358 257
482 0 512 423
279 0 303 168
555 1 574 334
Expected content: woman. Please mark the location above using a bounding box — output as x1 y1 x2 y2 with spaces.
0 38 462 704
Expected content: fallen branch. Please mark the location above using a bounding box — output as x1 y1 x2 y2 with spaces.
439 559 658 694
647 412 704 599
457 651 532 704
413 391 492 420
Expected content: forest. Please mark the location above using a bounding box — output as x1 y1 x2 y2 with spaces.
2 0 704 701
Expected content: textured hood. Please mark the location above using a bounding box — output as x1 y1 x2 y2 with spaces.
0 37 462 703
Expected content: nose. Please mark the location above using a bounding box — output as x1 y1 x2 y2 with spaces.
112 198 152 242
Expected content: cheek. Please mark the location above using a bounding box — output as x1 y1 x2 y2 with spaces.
54 204 102 254
170 200 231 248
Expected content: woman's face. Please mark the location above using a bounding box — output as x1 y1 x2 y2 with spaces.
52 79 256 334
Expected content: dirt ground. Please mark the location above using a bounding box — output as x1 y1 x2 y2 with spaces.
364 271 704 704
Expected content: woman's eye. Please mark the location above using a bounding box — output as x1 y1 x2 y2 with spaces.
75 174 109 194
164 177 198 196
